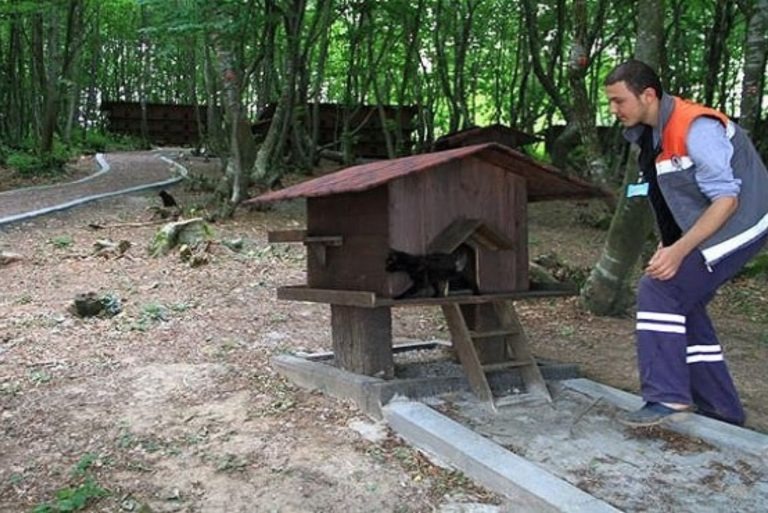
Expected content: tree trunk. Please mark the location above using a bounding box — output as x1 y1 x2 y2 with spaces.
203 42 226 156
82 4 101 137
520 0 571 120
213 41 255 217
395 0 423 154
581 0 662 316
252 0 306 186
139 3 151 148
365 9 396 159
307 0 333 164
61 0 85 144
566 0 610 184
39 12 61 156
5 14 24 145
739 0 768 141
703 1 734 107
433 0 462 132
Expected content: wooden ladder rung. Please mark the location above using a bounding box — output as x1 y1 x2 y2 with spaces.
440 300 552 408
482 360 534 372
469 328 520 339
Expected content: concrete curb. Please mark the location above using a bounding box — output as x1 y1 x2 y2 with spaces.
561 378 768 459
383 400 623 513
274 354 768 511
0 154 187 227
272 354 385 417
271 353 581 419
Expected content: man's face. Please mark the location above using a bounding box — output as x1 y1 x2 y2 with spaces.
605 81 655 127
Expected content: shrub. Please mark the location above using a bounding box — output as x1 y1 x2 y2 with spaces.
6 151 45 176
81 130 145 153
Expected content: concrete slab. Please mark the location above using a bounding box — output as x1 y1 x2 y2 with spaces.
273 351 768 512
562 378 768 459
383 400 622 513
443 384 768 513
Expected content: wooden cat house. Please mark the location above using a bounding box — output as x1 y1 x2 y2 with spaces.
248 142 606 405
254 143 601 296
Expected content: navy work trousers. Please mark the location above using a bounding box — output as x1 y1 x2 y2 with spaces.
635 233 767 425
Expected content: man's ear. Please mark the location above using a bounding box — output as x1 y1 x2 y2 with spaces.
641 87 658 102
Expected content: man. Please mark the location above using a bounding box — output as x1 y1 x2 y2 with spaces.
604 59 768 427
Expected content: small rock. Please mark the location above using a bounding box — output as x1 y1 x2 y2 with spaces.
222 237 244 251
0 251 23 266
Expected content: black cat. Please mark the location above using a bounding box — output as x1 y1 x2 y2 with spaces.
385 246 477 299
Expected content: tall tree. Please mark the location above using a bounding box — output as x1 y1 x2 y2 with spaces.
566 0 611 184
738 0 768 144
37 0 88 157
206 0 259 216
433 0 482 132
702 0 736 108
252 0 309 186
581 0 662 316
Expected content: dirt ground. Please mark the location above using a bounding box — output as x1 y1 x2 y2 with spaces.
1 154 767 512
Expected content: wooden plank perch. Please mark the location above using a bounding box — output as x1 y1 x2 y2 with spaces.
268 229 307 243
268 230 342 246
268 230 343 266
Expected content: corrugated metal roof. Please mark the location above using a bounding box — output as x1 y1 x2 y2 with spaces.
248 142 608 204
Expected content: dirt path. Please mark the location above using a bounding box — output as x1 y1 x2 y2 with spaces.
0 150 184 225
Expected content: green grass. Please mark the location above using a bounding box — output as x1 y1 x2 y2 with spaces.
48 235 74 249
130 302 170 331
32 477 108 513
28 369 52 385
31 455 108 513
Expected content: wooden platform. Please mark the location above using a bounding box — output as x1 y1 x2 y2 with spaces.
277 285 579 408
277 285 577 308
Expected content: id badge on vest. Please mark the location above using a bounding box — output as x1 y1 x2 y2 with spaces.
626 182 649 198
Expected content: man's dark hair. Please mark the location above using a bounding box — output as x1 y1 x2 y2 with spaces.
604 59 663 98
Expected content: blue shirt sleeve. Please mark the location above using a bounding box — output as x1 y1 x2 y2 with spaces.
687 117 740 200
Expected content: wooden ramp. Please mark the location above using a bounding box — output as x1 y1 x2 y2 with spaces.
441 299 551 409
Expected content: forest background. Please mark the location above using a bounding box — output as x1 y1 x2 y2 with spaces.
0 0 767 313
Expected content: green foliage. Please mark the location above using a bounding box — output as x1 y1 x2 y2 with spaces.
0 0 763 191
71 453 99 478
32 455 108 513
28 369 52 385
739 253 768 279
721 282 768 324
48 235 74 249
32 477 108 513
131 302 169 330
5 130 142 177
141 302 168 322
80 130 145 154
6 152 42 176
5 141 77 177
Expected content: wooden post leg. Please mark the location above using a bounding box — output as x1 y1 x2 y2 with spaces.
442 304 495 406
493 301 551 401
331 305 394 378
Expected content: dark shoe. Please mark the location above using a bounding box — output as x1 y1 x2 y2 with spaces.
618 402 693 427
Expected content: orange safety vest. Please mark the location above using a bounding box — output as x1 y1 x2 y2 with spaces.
656 97 730 174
